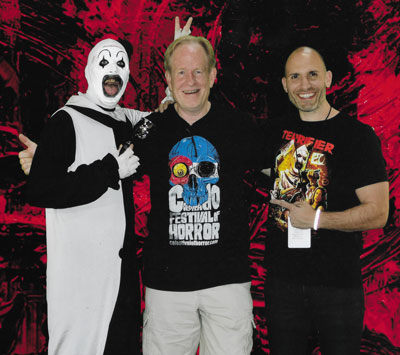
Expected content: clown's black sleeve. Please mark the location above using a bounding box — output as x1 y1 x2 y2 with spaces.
27 110 120 209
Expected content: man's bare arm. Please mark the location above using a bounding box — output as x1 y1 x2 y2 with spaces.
270 181 389 232
319 181 389 231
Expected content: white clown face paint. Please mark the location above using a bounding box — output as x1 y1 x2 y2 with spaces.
85 39 130 109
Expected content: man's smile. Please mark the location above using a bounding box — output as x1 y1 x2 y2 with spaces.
183 89 200 94
298 92 316 99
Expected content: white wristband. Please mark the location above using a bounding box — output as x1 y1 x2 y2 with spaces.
313 209 321 230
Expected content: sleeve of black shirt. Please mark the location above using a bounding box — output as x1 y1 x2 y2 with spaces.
27 109 120 209
350 124 388 190
256 118 278 171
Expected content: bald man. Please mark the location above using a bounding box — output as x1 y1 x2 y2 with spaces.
263 47 389 354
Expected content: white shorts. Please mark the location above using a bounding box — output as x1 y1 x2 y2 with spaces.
143 282 254 355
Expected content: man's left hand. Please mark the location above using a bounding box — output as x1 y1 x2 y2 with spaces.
270 199 317 229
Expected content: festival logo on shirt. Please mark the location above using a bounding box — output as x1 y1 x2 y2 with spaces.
270 130 334 230
168 136 221 246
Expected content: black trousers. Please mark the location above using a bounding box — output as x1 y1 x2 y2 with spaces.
264 278 365 355
103 253 141 355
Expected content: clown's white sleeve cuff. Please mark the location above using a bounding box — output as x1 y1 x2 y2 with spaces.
161 87 174 105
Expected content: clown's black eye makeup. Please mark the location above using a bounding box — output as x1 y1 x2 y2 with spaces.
117 59 125 68
99 58 109 68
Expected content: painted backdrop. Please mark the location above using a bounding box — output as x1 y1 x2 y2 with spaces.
0 0 399 354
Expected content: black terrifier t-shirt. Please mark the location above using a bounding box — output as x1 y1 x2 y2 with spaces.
264 112 387 288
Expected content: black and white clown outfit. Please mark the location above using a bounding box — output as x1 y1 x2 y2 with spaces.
27 39 149 355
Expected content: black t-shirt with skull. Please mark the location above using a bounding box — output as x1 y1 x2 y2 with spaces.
136 104 264 291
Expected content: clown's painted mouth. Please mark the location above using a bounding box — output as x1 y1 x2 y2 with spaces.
102 75 122 97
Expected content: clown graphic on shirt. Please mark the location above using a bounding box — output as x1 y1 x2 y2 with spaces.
270 132 331 231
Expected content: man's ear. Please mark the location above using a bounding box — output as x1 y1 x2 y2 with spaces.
209 67 217 88
325 70 333 88
165 71 172 88
282 77 288 93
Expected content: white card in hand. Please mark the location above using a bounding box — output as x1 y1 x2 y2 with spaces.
288 216 311 248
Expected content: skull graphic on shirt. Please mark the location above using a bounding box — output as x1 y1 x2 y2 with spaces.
169 136 219 206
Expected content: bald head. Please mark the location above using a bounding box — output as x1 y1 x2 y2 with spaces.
284 47 327 77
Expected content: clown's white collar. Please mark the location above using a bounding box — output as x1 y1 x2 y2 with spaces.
65 92 127 122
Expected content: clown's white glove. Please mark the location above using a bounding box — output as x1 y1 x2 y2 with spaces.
116 146 140 179
174 16 193 40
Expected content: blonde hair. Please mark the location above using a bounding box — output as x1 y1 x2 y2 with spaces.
164 35 216 73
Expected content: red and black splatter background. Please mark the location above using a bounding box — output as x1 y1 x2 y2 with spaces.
0 0 400 354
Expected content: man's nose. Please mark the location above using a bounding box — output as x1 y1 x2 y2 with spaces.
299 76 310 89
186 72 196 85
